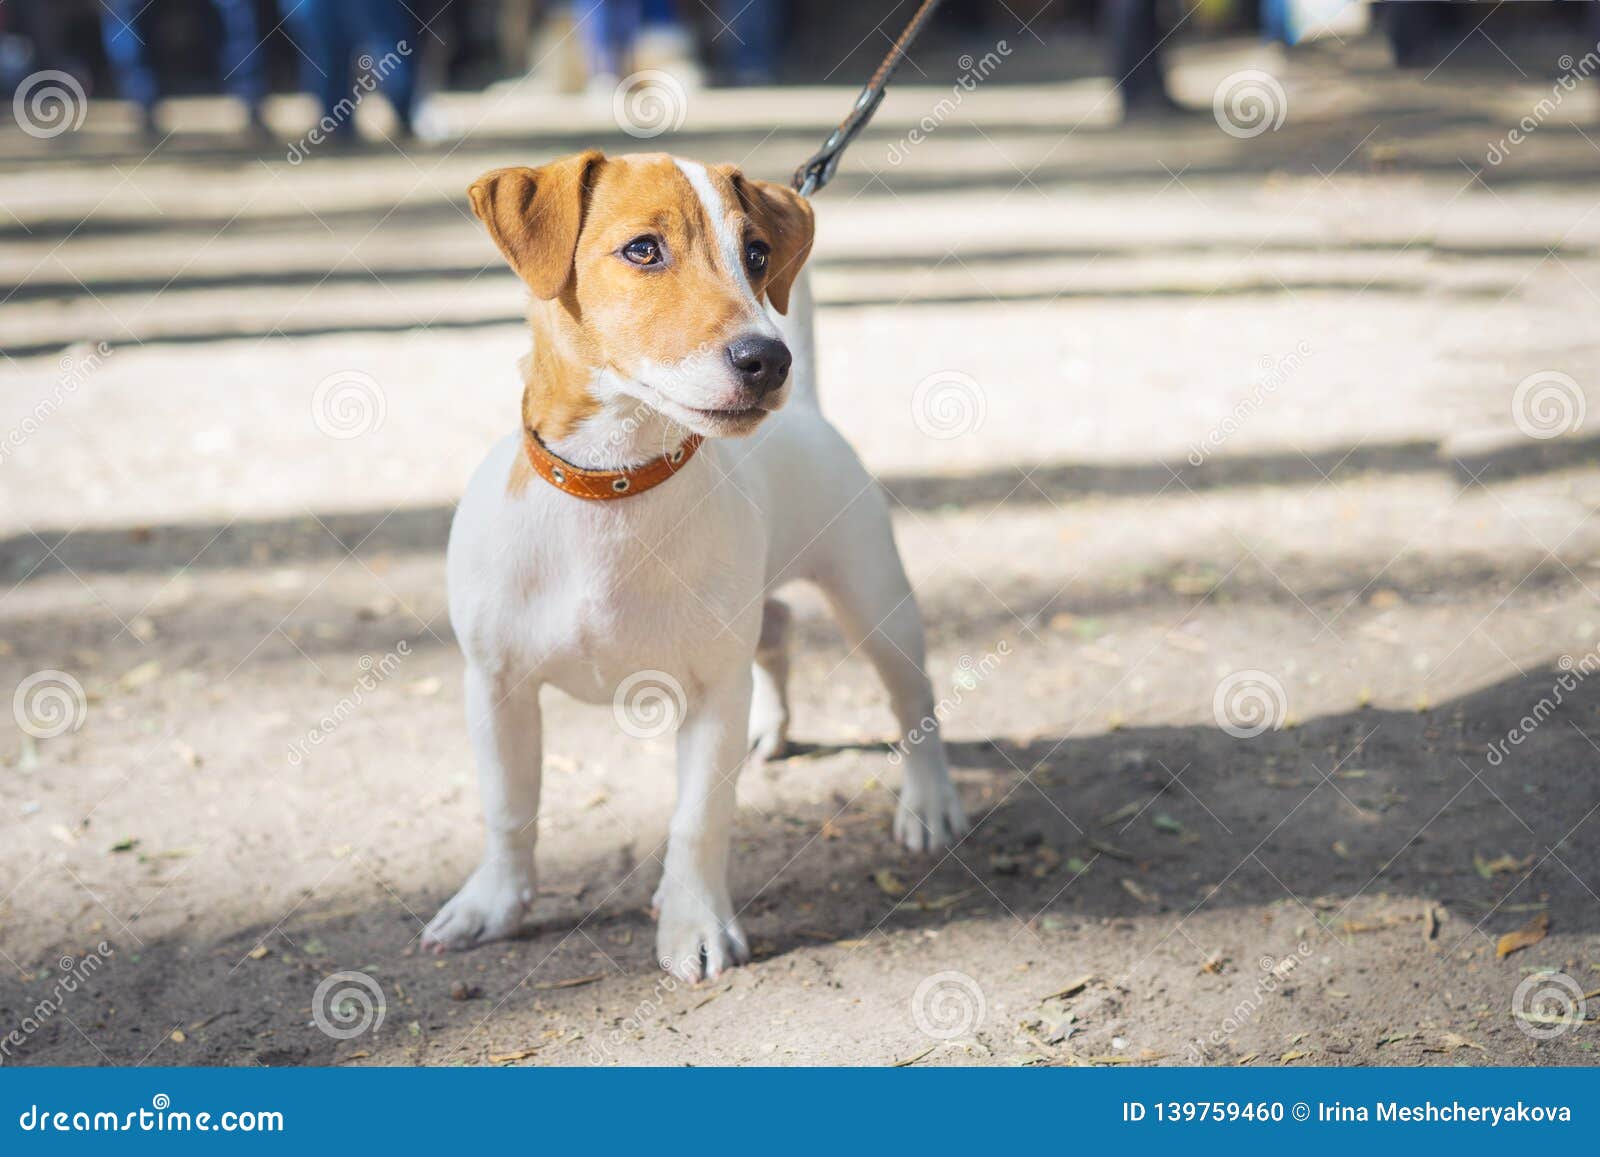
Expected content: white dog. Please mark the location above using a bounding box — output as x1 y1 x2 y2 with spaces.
421 151 968 981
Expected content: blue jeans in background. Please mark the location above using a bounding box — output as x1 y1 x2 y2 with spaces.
100 0 265 116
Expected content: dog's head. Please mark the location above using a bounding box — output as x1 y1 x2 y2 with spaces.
469 151 814 439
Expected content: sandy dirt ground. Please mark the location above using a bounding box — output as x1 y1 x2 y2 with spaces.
2 30 1600 1068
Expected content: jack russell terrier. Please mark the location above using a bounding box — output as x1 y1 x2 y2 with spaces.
420 151 968 980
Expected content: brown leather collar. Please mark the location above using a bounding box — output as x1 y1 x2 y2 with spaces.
522 427 703 501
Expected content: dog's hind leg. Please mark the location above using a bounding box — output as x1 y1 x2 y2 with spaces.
814 495 969 852
422 667 542 951
748 598 792 760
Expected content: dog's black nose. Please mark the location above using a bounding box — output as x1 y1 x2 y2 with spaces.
725 335 792 395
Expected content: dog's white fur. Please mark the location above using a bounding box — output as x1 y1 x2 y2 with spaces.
422 159 967 980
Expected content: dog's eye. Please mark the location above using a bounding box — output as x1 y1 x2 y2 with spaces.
622 237 662 266
745 241 770 276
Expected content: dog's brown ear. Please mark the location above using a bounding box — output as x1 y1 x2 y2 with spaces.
468 151 604 300
731 173 814 315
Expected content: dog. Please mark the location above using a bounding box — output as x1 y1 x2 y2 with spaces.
420 151 968 981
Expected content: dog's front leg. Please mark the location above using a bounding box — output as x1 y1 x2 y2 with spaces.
422 667 541 951
652 668 753 982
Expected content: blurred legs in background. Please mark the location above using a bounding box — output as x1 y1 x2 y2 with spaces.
575 0 705 90
1106 0 1177 118
579 0 643 85
100 0 267 135
279 0 421 140
716 0 778 85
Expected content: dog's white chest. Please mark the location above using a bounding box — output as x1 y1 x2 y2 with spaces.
446 435 768 704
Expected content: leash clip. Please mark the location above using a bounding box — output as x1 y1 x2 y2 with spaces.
792 87 886 199
789 0 944 199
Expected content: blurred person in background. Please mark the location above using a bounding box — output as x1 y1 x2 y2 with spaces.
1107 0 1181 118
716 0 778 85
99 0 268 136
278 0 422 141
575 0 704 91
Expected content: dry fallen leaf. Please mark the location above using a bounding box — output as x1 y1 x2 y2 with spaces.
530 972 604 991
1280 1049 1308 1062
488 1047 542 1064
1475 852 1534 879
119 660 162 692
246 945 271 960
893 1045 937 1068
1041 974 1095 1003
1496 912 1549 959
874 868 907 897
1120 877 1159 906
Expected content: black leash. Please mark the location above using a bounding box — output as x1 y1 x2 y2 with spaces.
791 0 945 198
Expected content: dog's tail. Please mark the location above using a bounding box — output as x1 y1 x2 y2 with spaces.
772 268 820 411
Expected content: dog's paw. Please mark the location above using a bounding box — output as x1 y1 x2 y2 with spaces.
894 781 969 853
747 712 789 762
654 883 749 983
421 861 535 952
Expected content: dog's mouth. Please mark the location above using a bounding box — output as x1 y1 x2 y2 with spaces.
662 399 774 437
